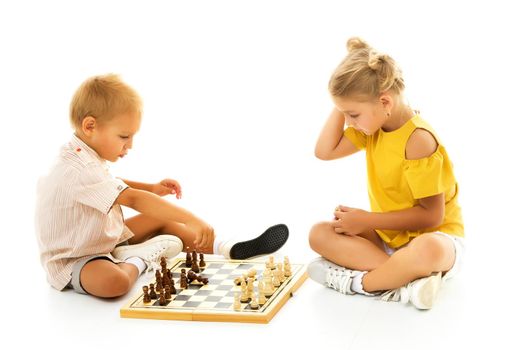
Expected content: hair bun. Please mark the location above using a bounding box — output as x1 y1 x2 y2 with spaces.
368 52 387 71
346 37 369 52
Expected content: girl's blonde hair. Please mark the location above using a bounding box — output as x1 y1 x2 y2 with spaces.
328 37 405 100
70 74 142 129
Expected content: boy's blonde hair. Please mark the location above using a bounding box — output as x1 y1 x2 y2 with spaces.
69 74 142 129
328 37 405 100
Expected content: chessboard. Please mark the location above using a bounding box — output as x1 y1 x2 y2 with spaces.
120 256 307 323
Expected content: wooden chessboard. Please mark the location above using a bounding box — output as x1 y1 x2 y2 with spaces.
120 258 307 323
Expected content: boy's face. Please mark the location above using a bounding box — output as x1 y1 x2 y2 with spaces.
82 112 141 162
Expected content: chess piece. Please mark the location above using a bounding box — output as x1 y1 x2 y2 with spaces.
192 250 198 263
267 255 275 270
284 261 292 277
247 278 254 293
247 268 257 279
199 253 206 268
142 286 151 303
233 293 241 311
180 269 188 289
263 270 274 296
240 283 250 302
257 288 267 305
158 292 167 306
191 259 200 273
164 287 171 300
160 256 167 272
277 263 286 283
169 279 177 294
149 283 158 299
272 270 281 287
250 293 260 310
185 249 192 267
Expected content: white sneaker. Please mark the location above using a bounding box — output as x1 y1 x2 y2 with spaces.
380 272 443 310
307 257 359 295
112 235 183 269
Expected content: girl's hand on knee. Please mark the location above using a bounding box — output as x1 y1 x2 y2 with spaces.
331 205 371 236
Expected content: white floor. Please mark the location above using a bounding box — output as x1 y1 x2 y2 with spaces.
2 1 524 349
6 230 523 350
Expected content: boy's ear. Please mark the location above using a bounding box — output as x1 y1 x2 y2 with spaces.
81 116 97 136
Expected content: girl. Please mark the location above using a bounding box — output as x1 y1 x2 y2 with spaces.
308 38 464 309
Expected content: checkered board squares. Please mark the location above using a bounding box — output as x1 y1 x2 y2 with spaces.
120 258 307 323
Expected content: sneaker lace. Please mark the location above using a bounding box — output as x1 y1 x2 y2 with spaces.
325 268 356 295
380 286 410 304
144 246 168 272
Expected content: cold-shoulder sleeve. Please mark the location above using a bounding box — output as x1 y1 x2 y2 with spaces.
344 127 367 150
403 145 456 199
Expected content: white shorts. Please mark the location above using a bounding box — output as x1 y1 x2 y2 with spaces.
382 232 465 281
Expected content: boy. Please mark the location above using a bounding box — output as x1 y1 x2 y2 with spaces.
35 74 288 298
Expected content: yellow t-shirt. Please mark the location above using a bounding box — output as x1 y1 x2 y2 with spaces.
344 114 464 248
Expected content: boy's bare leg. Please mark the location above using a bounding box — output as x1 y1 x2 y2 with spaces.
309 222 389 271
80 259 139 298
363 233 456 292
124 214 213 253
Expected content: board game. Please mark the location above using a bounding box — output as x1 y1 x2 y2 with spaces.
120 255 307 323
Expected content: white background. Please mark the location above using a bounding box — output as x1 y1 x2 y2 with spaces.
1 1 524 349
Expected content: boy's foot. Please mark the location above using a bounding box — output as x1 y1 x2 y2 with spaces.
112 235 183 268
380 272 443 310
221 224 289 260
307 257 359 295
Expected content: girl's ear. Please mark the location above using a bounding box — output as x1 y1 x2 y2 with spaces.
378 93 393 110
81 116 97 136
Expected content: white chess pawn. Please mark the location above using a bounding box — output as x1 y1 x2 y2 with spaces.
284 263 292 277
277 263 286 283
250 293 259 309
272 270 281 287
267 255 275 269
247 278 254 293
233 293 242 311
258 288 267 305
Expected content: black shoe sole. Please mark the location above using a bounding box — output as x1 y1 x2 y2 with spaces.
229 224 289 260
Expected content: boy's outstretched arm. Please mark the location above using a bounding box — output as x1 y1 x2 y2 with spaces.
116 188 213 249
315 108 360 160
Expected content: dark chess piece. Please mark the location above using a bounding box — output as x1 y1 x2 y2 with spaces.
185 248 192 267
180 269 188 289
142 286 151 303
158 293 167 306
164 287 171 300
191 259 200 273
199 253 206 268
149 283 158 299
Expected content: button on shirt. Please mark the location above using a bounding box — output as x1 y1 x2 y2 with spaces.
35 135 132 290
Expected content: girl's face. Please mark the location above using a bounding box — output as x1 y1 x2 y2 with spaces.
332 96 386 135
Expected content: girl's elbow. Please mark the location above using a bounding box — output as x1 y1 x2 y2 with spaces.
426 209 445 229
314 148 332 160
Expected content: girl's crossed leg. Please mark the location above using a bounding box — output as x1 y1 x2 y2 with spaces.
308 222 455 292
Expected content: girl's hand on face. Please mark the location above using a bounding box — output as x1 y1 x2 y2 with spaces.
331 205 370 236
152 179 182 198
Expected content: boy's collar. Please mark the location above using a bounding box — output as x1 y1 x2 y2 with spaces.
70 134 106 165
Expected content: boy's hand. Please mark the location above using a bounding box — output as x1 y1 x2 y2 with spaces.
152 179 182 199
186 218 215 251
331 205 370 236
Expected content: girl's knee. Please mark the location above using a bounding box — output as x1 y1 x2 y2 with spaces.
408 234 450 273
309 222 331 252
